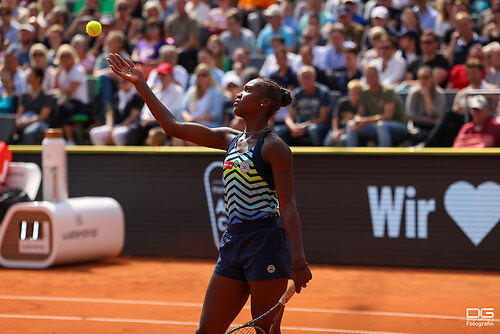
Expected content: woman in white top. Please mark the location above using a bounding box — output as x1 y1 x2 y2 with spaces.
53 44 89 145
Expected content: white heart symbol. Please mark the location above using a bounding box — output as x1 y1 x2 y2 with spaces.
444 181 500 246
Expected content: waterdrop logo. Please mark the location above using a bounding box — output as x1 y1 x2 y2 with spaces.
444 181 500 246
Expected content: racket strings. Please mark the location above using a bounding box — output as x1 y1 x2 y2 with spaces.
230 326 267 334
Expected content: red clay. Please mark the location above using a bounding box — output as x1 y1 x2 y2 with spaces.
0 256 498 333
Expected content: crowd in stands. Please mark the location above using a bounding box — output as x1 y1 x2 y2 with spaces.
1 0 500 148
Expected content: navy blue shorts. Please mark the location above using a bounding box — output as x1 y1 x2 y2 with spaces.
214 219 292 281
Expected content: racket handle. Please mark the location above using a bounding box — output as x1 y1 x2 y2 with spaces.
279 282 296 305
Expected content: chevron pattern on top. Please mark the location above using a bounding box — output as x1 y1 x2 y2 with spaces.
224 148 279 224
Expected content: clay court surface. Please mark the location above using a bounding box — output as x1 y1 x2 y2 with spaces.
0 256 498 334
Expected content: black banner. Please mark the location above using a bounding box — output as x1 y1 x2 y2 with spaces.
10 148 500 270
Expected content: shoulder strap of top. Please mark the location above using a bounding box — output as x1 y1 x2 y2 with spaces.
253 130 275 190
225 133 243 158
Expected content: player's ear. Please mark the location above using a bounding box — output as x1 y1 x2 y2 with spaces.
260 98 271 108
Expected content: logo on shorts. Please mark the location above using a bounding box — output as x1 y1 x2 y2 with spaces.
267 265 276 274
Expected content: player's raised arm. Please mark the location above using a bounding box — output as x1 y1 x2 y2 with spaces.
107 53 238 150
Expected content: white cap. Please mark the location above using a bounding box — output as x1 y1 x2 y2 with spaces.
371 6 389 20
222 72 242 88
264 4 283 17
469 95 488 109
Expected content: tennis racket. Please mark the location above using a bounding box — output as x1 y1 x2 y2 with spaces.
225 282 296 334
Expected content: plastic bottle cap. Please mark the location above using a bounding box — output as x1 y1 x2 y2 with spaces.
45 128 63 138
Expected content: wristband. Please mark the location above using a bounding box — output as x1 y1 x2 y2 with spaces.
291 262 309 271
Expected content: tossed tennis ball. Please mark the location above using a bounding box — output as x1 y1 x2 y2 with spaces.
86 20 102 37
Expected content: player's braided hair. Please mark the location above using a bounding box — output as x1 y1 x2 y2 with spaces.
256 78 293 117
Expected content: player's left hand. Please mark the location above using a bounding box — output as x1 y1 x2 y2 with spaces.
292 265 312 294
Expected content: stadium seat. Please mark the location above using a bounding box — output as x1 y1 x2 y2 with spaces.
0 114 16 144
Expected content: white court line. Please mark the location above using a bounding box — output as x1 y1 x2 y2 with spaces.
0 314 412 334
0 295 498 323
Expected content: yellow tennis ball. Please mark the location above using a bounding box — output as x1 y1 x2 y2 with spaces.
86 20 102 37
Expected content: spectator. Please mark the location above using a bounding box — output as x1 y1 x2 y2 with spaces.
316 22 356 73
44 24 66 66
219 8 256 56
256 4 296 57
207 0 235 35
372 35 407 87
7 23 37 69
346 64 408 147
295 26 325 70
269 49 298 91
296 45 330 88
65 0 100 40
237 0 275 36
360 26 387 67
70 34 95 75
221 72 242 127
331 47 363 95
35 0 57 34
406 30 450 88
400 7 422 34
413 0 438 30
43 6 70 36
482 0 500 43
158 0 176 21
132 18 167 79
274 65 331 146
189 48 225 86
14 66 52 145
324 79 362 146
113 0 141 46
453 95 500 148
0 69 18 115
28 43 55 92
259 35 298 78
435 0 455 38
397 29 421 66
447 43 485 90
164 0 199 73
484 42 500 86
129 0 144 19
142 0 164 20
297 0 333 37
206 34 226 71
89 77 144 146
338 0 365 26
0 50 27 96
336 4 364 47
147 44 189 91
52 44 89 145
281 0 299 35
269 49 299 127
366 5 398 40
424 58 498 147
145 126 168 146
405 66 446 144
94 30 130 121
174 63 225 145
445 12 486 67
129 62 184 145
185 0 210 27
223 48 255 85
0 2 20 45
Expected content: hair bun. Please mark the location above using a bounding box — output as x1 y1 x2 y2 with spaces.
280 87 293 108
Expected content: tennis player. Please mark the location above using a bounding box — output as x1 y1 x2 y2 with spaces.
107 53 312 334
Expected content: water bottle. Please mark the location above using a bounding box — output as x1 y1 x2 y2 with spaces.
42 128 68 202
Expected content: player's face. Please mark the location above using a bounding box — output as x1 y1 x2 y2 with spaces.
233 80 263 117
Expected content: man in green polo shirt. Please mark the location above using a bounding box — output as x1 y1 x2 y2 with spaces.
345 65 408 146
